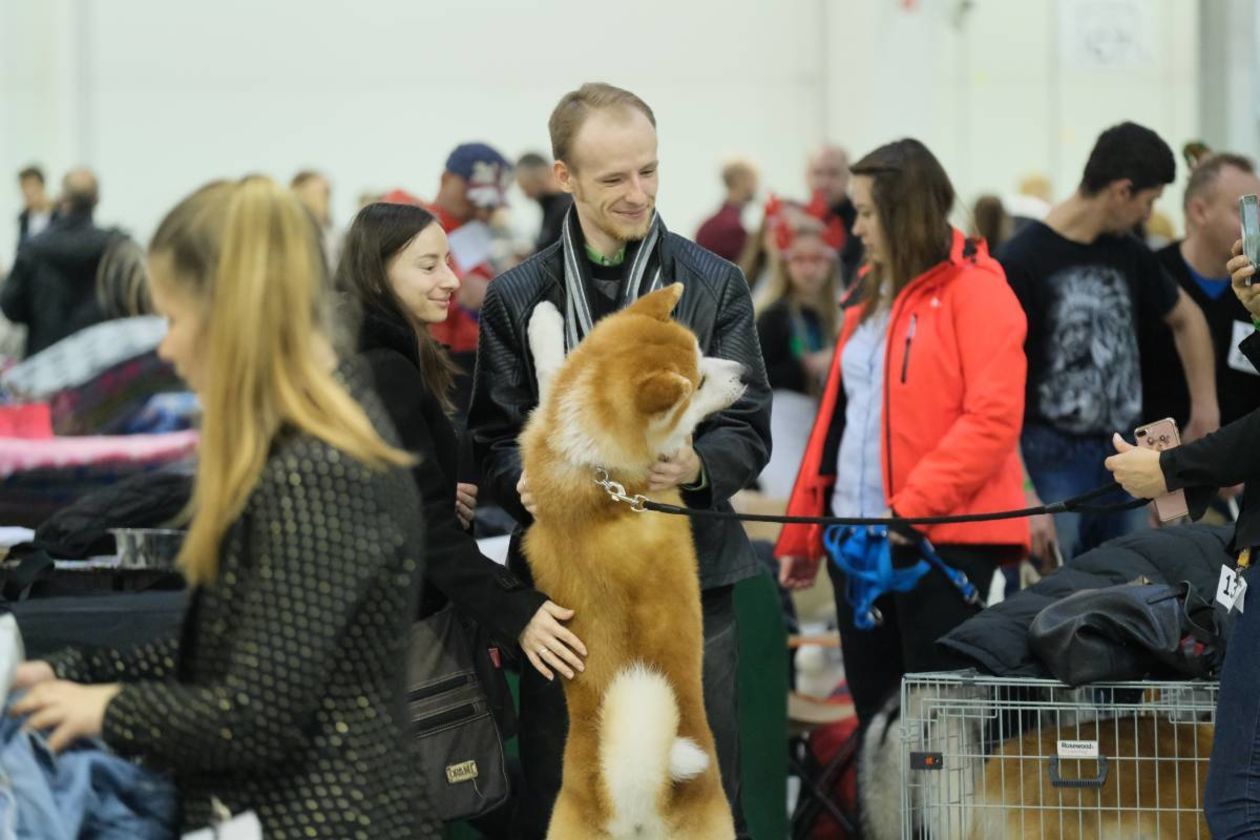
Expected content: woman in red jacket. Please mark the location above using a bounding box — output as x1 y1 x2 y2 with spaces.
776 139 1030 724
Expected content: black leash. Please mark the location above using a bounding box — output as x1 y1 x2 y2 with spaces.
594 471 1145 527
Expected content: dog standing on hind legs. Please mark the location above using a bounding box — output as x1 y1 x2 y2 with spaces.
520 283 742 839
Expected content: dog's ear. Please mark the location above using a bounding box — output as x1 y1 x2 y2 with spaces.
635 370 692 416
627 283 684 322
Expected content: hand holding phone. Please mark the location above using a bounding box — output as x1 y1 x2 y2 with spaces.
1134 418 1189 522
1240 194 1260 286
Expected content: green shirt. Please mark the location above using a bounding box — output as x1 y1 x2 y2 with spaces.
584 243 626 267
579 238 708 490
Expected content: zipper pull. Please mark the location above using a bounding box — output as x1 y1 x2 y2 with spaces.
900 314 917 384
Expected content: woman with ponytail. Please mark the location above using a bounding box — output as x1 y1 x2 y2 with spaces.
338 202 587 683
11 177 443 838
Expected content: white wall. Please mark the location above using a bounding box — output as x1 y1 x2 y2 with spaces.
1 0 829 270
1199 0 1260 157
1 0 89 272
825 0 1204 229
3 0 1249 276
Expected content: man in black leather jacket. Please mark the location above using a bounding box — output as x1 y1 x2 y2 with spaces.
467 82 771 839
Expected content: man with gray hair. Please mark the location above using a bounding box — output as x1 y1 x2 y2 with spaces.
1142 152 1260 431
516 151 572 252
807 144 863 283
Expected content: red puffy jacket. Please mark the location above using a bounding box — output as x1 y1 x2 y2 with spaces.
774 230 1030 560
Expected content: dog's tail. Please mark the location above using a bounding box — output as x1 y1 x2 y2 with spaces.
599 664 708 838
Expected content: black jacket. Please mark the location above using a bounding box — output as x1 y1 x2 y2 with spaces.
535 192 572 252
467 227 773 590
831 197 864 288
756 298 824 395
1161 330 1260 552
358 306 547 643
938 523 1235 677
1 212 112 356
17 206 58 250
48 363 442 838
1140 242 1260 429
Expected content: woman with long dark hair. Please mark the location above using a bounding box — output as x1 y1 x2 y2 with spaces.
338 201 586 681
774 139 1030 725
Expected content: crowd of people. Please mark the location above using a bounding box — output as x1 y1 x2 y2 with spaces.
3 78 1260 837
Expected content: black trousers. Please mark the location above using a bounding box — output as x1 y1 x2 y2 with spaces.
513 585 749 839
827 543 1004 727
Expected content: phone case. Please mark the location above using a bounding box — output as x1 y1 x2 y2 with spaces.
1134 418 1189 522
1241 194 1260 269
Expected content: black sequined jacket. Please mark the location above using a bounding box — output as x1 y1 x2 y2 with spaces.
467 225 773 590
48 364 443 839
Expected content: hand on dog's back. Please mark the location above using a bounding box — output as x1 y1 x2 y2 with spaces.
519 600 587 681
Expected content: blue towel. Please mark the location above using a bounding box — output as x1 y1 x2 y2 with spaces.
0 696 179 839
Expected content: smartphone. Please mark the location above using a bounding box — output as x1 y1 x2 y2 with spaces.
1240 194 1260 286
1134 418 1189 522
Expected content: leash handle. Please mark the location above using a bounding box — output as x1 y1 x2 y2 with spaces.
632 481 1142 527
823 527 981 630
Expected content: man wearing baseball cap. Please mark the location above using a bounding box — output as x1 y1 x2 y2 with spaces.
382 141 512 227
436 141 513 226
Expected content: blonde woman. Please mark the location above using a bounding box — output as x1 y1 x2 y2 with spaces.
754 213 841 396
10 177 442 838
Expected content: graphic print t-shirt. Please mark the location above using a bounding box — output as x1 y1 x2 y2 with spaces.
997 222 1180 435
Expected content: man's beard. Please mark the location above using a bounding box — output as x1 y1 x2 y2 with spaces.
602 207 654 243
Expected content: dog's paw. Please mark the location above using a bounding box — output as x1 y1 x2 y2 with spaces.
528 302 566 394
528 301 564 349
668 737 708 781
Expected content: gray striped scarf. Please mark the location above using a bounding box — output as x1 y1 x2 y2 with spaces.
561 207 663 352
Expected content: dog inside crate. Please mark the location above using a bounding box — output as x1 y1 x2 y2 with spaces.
858 673 1216 839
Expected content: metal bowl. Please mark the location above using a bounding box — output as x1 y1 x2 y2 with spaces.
109 528 185 570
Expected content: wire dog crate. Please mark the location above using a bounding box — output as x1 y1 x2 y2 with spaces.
899 672 1218 839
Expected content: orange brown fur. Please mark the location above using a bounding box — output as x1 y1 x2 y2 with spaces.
520 284 738 839
970 717 1213 838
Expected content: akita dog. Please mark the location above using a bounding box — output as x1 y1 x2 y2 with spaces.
520 283 744 839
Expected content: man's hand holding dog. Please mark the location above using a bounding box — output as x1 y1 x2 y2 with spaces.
520 601 588 681
648 442 703 491
517 472 538 517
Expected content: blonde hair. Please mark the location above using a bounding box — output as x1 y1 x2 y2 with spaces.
753 228 840 338
549 82 656 167
151 177 411 585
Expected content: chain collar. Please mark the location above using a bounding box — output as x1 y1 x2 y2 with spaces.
593 467 648 512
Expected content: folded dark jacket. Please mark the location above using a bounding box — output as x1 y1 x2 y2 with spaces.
937 523 1234 677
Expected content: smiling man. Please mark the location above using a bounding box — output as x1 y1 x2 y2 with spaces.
467 82 770 839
